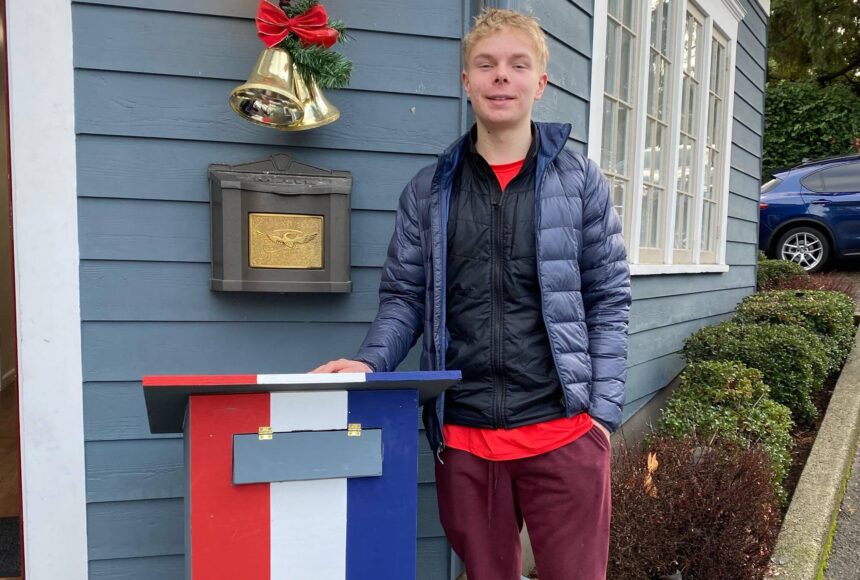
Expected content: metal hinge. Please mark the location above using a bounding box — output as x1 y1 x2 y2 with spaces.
258 426 273 440
347 423 362 437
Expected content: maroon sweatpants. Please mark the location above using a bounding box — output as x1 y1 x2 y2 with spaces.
435 424 611 580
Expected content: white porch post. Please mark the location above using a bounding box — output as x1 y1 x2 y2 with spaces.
5 0 89 577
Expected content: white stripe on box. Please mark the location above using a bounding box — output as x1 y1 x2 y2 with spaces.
258 373 367 385
269 391 348 580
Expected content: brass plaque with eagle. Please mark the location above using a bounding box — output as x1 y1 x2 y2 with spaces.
249 212 324 269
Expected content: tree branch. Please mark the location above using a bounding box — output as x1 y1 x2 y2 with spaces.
816 52 860 84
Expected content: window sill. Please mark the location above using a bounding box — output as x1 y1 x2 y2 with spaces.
630 264 730 276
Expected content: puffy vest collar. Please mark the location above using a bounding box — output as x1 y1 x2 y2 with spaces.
434 122 572 188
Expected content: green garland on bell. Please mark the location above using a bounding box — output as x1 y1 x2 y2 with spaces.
277 0 352 89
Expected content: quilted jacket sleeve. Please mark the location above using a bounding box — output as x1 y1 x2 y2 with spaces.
580 157 631 432
352 177 426 372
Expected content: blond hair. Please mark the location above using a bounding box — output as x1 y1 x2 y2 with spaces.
462 9 549 72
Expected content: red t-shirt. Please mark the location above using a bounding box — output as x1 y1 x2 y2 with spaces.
443 414 594 461
442 158 594 461
491 158 525 191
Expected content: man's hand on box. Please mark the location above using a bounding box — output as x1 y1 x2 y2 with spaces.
309 359 372 374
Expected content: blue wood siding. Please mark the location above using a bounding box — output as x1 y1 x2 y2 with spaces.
74 0 768 576
506 0 593 154
73 0 464 576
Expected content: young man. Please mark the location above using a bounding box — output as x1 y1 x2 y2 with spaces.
312 9 630 579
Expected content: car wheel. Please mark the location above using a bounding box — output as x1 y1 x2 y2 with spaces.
775 226 830 273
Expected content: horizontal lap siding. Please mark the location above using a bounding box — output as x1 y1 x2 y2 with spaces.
78 198 394 266
76 136 436 209
75 0 464 36
508 0 593 152
626 0 768 411
89 556 185 580
74 6 462 97
76 70 460 153
73 0 463 577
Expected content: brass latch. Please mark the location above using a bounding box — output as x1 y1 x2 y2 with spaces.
347 423 362 437
258 426 273 440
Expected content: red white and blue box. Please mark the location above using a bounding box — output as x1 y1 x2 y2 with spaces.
143 371 458 580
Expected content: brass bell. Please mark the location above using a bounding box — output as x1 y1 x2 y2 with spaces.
229 48 304 128
281 65 341 131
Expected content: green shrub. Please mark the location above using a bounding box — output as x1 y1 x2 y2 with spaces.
660 361 793 493
683 321 829 423
735 290 856 371
757 257 808 291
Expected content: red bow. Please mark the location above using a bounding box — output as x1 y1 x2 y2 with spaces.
256 2 339 49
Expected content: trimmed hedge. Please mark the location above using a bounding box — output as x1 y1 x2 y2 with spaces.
660 361 793 494
684 321 829 423
735 290 856 371
757 257 808 291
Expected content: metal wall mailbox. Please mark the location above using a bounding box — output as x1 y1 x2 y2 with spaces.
209 154 352 292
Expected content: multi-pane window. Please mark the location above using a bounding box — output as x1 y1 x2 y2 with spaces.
592 0 743 271
673 7 704 262
702 30 729 263
601 0 638 232
640 0 675 263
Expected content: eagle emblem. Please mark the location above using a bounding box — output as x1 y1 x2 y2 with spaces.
259 229 319 249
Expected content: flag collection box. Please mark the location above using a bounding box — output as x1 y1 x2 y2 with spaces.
143 371 459 579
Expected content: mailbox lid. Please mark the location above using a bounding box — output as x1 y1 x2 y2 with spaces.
143 370 460 433
209 153 352 195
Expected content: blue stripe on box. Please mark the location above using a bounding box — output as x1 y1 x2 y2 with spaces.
346 389 419 580
366 371 460 382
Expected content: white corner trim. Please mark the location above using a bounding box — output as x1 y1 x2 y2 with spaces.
716 32 740 266
756 0 771 16
719 0 747 22
6 0 89 578
630 264 731 276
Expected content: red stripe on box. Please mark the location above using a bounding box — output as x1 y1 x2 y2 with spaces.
189 393 270 580
143 374 258 387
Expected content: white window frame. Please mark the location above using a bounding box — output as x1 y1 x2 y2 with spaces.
701 28 732 264
600 1 640 235
639 0 677 265
672 3 707 264
589 0 746 276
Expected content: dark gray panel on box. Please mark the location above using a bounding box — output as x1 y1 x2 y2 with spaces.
232 429 382 484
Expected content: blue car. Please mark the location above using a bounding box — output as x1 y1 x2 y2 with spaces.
759 154 860 272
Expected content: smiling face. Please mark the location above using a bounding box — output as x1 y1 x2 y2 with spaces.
462 28 548 132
